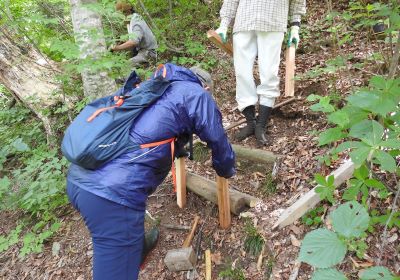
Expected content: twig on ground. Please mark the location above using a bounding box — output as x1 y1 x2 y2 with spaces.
288 261 301 280
377 181 400 265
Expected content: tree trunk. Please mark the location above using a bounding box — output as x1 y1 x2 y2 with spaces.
0 26 63 139
69 0 116 100
186 172 250 215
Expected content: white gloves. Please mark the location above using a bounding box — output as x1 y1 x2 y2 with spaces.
215 25 228 43
288 25 300 48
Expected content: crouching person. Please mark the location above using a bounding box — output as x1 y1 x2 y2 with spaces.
65 63 235 280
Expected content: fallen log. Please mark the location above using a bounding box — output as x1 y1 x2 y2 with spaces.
273 160 355 229
187 172 260 215
232 144 277 164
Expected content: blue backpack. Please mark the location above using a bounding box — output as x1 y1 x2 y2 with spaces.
61 66 171 170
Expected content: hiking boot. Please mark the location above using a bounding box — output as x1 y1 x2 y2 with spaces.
234 105 256 141
140 227 159 268
255 105 272 146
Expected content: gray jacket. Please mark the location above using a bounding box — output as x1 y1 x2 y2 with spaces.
128 13 158 51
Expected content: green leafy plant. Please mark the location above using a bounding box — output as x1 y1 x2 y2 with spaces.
261 172 277 196
218 265 246 280
243 220 264 256
315 174 336 204
0 225 23 253
299 201 396 279
301 206 325 227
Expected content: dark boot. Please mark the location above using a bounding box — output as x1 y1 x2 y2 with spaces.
255 105 272 146
140 227 159 267
234 105 256 141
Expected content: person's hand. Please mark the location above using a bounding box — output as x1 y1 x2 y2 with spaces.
108 45 115 52
215 25 228 43
288 26 300 48
108 44 116 52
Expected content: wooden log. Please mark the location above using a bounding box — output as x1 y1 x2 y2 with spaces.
206 30 233 56
186 172 248 215
205 249 211 280
230 188 261 207
176 157 187 208
285 45 296 97
161 224 191 231
273 160 355 229
216 176 231 229
232 144 277 164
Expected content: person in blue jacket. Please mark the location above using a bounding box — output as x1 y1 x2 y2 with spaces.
66 63 236 280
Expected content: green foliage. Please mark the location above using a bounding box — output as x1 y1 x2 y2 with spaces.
331 201 370 238
19 221 61 258
299 228 347 268
218 265 246 280
0 225 23 253
12 146 69 216
300 201 396 277
311 268 348 280
360 266 396 280
243 220 264 256
315 174 336 204
370 210 400 230
261 173 277 196
301 206 325 227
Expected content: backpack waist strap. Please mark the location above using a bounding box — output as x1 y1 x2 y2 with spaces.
140 137 176 192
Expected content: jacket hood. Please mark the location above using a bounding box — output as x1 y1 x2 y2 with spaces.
154 63 203 86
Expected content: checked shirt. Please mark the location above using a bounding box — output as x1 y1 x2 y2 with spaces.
220 0 306 33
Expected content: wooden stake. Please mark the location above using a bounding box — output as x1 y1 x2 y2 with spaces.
216 176 231 229
205 249 211 280
285 45 296 97
273 160 355 229
176 157 186 208
207 30 233 56
183 215 200 248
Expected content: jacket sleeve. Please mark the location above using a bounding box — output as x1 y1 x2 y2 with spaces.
289 0 306 23
186 90 236 178
220 0 239 28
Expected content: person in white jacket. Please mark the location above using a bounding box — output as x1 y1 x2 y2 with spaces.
216 0 306 145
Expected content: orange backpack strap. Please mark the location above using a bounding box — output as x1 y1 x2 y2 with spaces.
140 137 176 192
154 64 167 78
86 97 125 122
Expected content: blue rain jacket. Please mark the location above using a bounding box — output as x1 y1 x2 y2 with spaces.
67 63 236 211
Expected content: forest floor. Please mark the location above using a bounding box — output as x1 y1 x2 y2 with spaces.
0 0 399 279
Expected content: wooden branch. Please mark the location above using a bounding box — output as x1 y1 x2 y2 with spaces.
388 31 400 79
273 160 355 229
207 30 233 56
186 172 248 215
285 45 296 97
176 157 187 208
216 176 231 229
232 144 277 164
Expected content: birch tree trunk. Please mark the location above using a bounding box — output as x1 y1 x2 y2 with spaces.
69 0 116 100
0 26 62 139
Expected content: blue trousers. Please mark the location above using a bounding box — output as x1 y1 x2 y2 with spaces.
67 182 145 280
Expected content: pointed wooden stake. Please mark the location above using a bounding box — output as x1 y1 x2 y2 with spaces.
216 176 231 229
205 249 212 280
207 30 233 56
176 157 186 208
285 45 296 97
